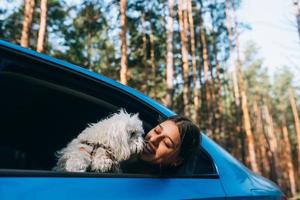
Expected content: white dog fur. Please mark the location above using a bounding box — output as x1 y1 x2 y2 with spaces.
53 109 144 173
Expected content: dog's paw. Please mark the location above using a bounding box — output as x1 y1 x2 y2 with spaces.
91 158 114 172
65 158 90 172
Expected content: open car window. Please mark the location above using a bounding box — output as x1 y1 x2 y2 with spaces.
0 47 218 178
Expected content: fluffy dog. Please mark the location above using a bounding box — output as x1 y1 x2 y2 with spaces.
53 109 144 173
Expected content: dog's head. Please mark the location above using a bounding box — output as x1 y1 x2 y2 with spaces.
104 109 144 161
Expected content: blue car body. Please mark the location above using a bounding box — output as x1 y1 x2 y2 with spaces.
0 40 283 199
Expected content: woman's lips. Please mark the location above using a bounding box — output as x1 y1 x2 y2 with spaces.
144 142 155 154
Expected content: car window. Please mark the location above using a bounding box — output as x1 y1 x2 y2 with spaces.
0 48 217 178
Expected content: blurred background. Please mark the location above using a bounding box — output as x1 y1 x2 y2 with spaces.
0 0 300 198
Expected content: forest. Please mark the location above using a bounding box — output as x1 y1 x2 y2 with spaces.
0 0 300 197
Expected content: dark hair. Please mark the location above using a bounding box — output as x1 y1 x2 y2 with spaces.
163 115 201 162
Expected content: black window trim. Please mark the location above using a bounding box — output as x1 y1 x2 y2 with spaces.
0 169 220 179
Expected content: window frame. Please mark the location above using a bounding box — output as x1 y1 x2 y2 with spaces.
0 42 219 179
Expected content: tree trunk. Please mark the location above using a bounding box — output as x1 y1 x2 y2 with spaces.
282 123 297 196
226 0 243 163
215 59 223 137
210 2 223 136
208 10 218 139
240 78 259 173
227 0 259 173
262 104 279 184
236 59 258 172
120 0 128 85
187 0 199 122
140 12 148 93
253 98 269 176
165 0 174 109
288 88 300 176
141 13 147 64
37 0 47 53
87 32 92 69
20 0 35 48
199 7 211 136
150 23 156 98
178 0 190 116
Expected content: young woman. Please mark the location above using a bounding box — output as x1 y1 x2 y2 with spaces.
122 115 201 175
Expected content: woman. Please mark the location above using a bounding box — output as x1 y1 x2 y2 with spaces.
122 115 201 175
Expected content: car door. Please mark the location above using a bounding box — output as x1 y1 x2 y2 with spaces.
0 177 225 199
0 40 226 199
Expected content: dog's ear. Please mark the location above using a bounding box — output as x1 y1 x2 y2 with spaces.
112 128 131 160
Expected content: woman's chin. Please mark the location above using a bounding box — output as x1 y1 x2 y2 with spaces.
140 153 159 164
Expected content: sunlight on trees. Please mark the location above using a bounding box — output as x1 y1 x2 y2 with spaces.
0 0 299 197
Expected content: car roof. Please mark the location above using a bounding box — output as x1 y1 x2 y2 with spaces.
0 40 175 118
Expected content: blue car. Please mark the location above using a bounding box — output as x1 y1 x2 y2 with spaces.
0 40 284 199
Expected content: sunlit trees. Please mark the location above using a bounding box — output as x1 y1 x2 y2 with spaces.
1 0 300 196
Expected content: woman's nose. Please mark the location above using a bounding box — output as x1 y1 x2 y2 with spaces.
149 134 162 147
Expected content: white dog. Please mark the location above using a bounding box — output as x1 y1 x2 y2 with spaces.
53 109 144 173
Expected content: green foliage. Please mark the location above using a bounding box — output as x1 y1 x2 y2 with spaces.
243 41 270 103
1 0 300 195
53 0 118 79
0 5 23 43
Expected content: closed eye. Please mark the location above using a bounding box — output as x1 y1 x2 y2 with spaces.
164 139 173 148
154 124 162 134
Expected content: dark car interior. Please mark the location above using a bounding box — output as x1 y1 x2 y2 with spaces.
0 45 217 177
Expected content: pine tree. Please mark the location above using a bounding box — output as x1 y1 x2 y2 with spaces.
178 0 190 116
120 0 128 84
37 0 47 52
20 0 35 47
165 0 175 109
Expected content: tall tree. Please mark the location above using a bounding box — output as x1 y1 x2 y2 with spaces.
150 22 156 97
281 120 297 196
253 97 270 176
37 0 47 52
178 0 190 116
199 5 211 135
207 1 227 138
261 103 279 183
20 0 35 47
165 0 175 109
271 68 296 190
126 0 166 102
187 0 199 122
120 0 128 85
228 0 259 173
288 88 300 177
243 42 271 176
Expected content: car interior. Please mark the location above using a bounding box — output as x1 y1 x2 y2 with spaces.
0 47 217 177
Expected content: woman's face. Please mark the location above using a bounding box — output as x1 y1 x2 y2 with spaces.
140 120 182 166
